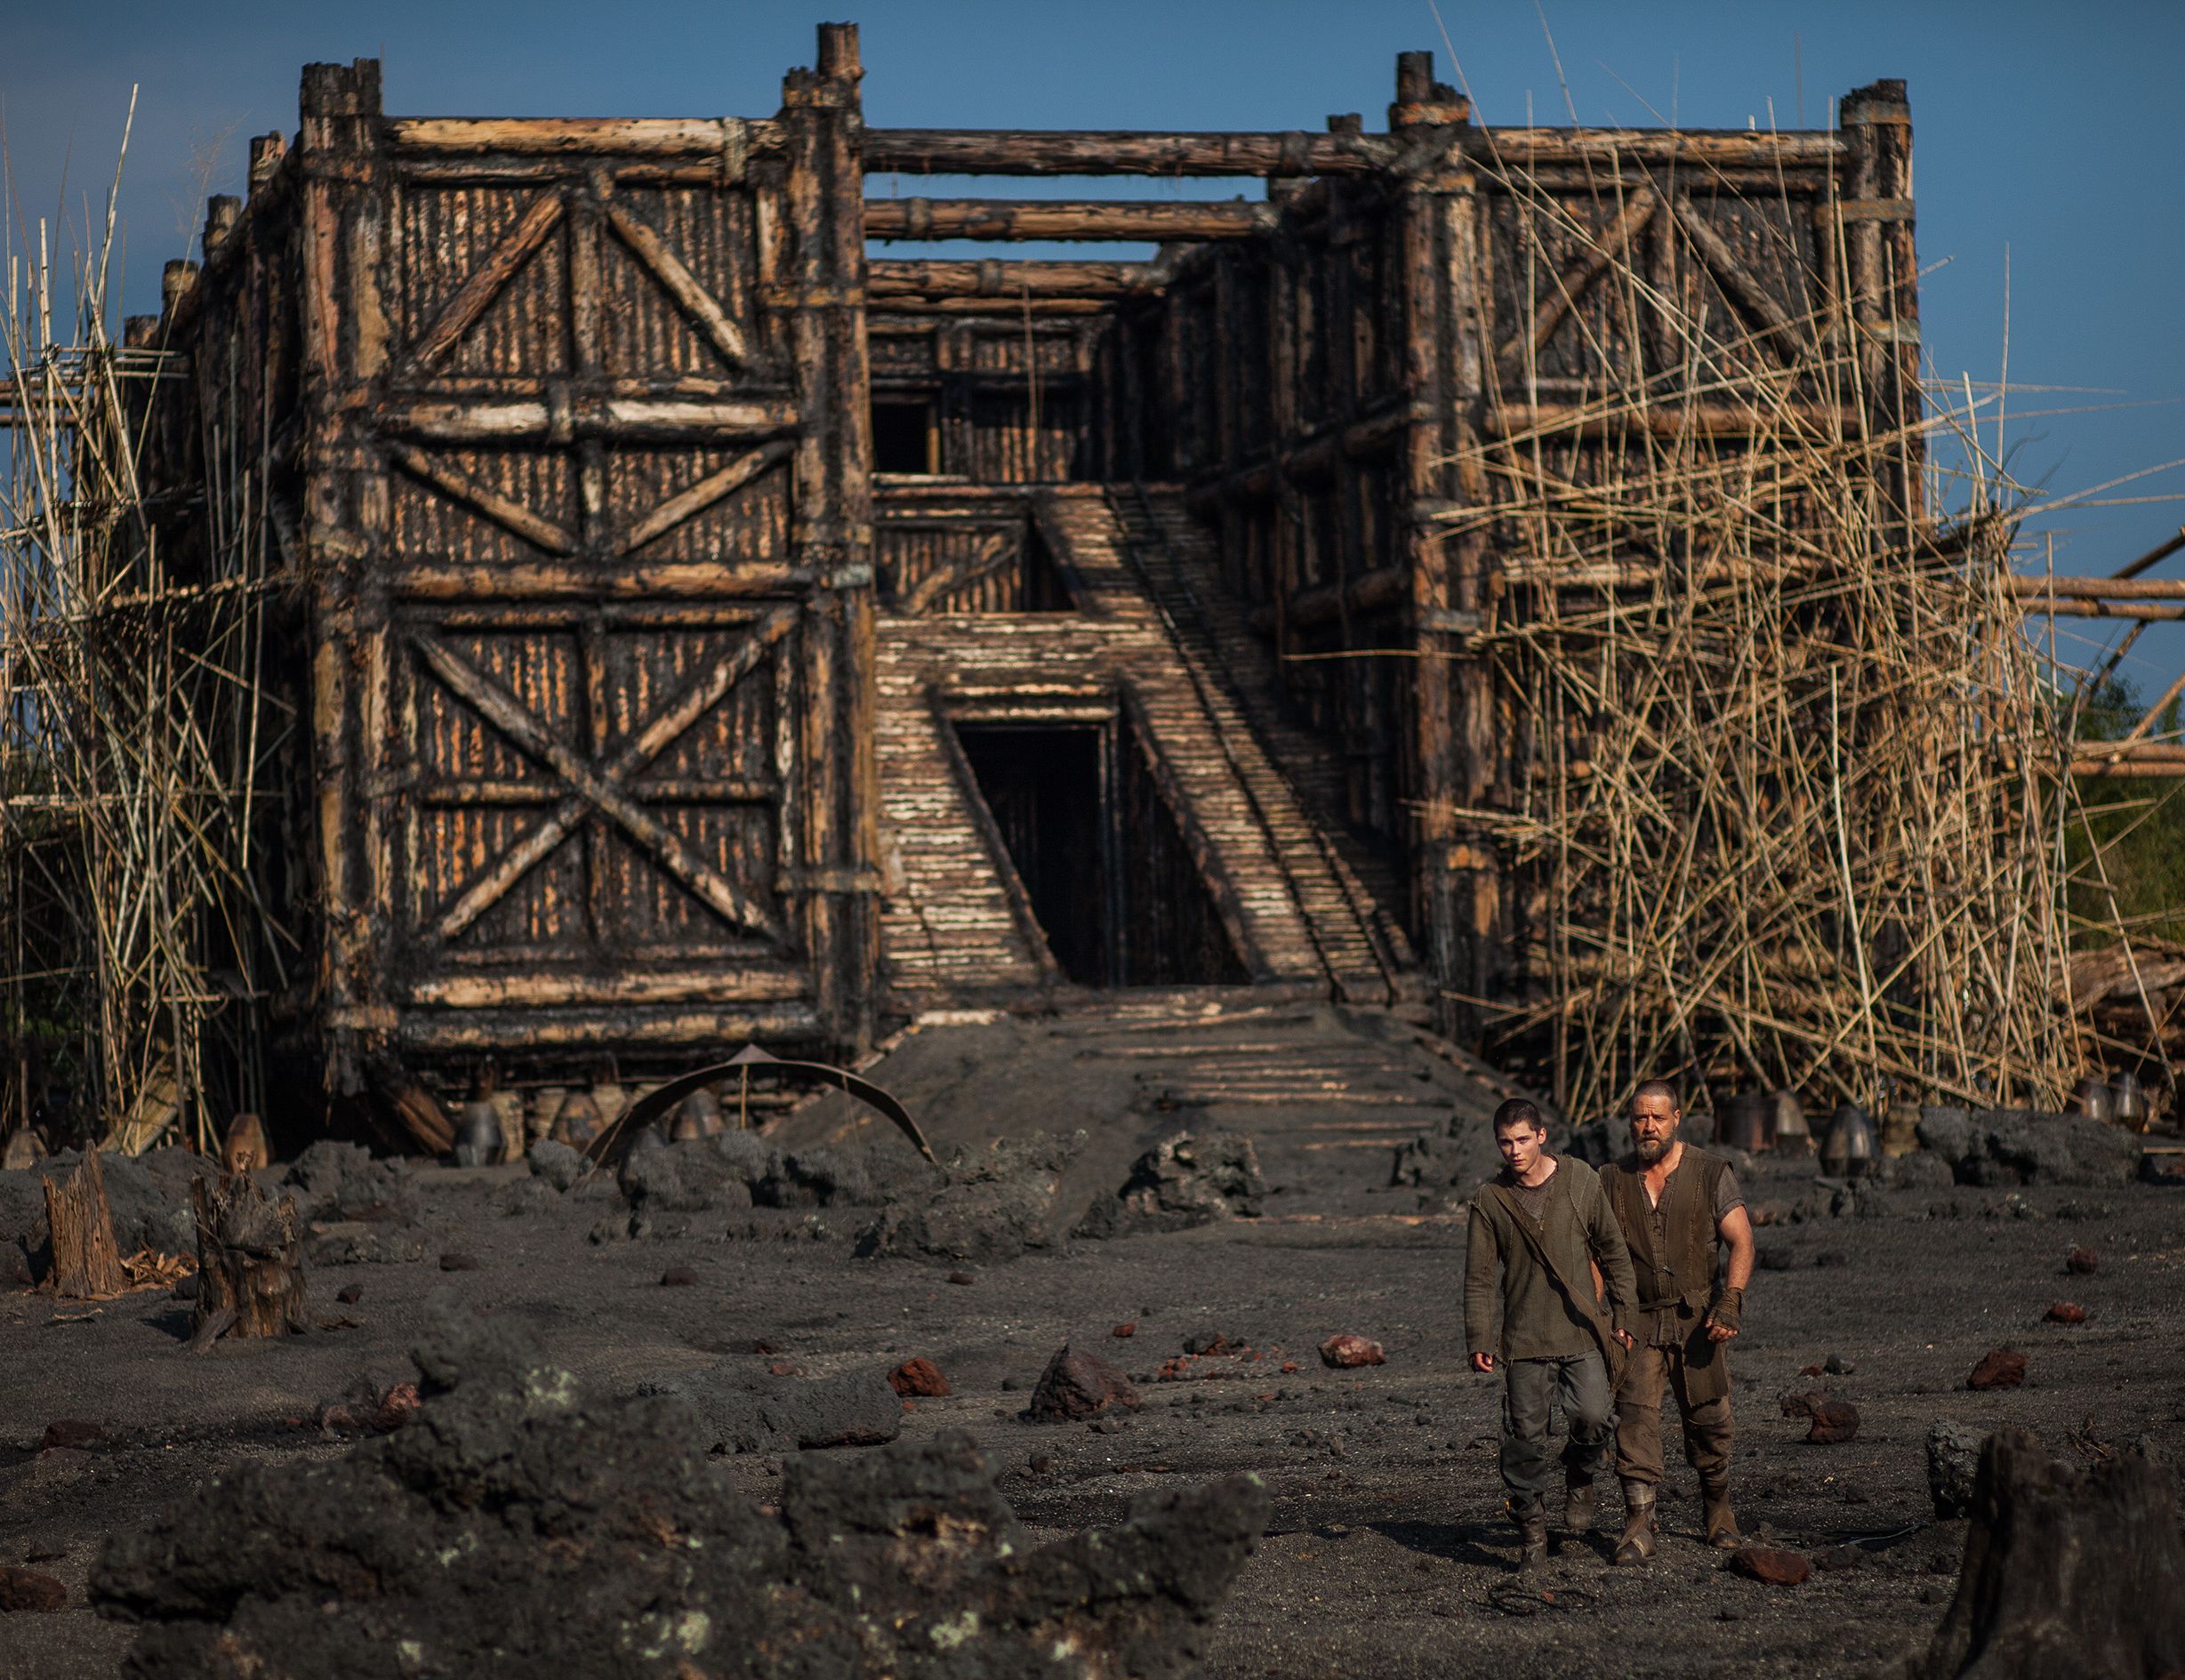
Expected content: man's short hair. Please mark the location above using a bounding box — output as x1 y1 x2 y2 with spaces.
1492 1097 1545 1135
1629 1078 1682 1112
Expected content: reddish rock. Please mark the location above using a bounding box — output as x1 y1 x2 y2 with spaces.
1280 1361 1299 1374
1799 1363 1824 1377
40 1419 102 1451
1806 1400 1861 1444
1318 1333 1386 1370
750 1338 779 1356
1779 1388 1828 1419
1028 1344 1140 1423
1968 1348 2028 1390
659 1267 698 1288
0 1567 67 1612
2044 1301 2088 1325
1729 1546 1811 1586
945 1271 976 1286
1184 1331 1238 1356
334 1283 363 1305
2066 1246 2100 1276
767 1361 804 1379
888 1357 951 1398
1111 1322 1137 1338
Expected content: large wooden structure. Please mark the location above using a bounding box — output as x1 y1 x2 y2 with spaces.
118 27 1943 1130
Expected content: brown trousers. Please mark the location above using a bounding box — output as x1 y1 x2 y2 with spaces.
1615 1339 1733 1490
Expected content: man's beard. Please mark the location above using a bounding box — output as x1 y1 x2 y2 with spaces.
1633 1133 1669 1163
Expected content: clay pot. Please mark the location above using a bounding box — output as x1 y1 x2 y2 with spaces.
1715 1092 1771 1153
2073 1077 2114 1123
670 1089 723 1142
1820 1104 1877 1178
453 1100 506 1167
2109 1072 2149 1131
551 1089 604 1150
1770 1091 1811 1153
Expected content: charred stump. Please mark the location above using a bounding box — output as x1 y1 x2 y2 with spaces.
1915 1427 2185 1679
41 1144 127 1298
190 1174 307 1342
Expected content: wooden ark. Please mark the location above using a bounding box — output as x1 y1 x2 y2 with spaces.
124 25 1922 1140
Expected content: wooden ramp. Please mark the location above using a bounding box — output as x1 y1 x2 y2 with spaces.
874 483 1416 1009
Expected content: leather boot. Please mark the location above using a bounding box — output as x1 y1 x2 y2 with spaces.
1701 1479 1740 1549
1563 1476 1598 1533
1612 1483 1657 1566
1509 1500 1549 1571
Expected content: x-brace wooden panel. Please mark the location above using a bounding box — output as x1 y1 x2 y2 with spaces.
413 605 799 945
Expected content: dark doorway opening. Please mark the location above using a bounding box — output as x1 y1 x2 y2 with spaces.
871 399 933 474
952 715 1248 986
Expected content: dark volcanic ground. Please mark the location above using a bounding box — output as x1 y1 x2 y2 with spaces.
3 1001 2181 1679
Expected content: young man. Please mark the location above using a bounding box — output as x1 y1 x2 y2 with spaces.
1464 1097 1638 1569
1598 1079 1757 1563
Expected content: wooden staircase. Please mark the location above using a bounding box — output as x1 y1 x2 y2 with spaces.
872 483 1418 1009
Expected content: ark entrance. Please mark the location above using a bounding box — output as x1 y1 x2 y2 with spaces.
952 716 1248 987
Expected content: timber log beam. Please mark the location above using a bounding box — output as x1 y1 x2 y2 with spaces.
1249 567 1408 634
1484 402 1860 440
868 259 1162 298
386 117 785 158
1185 406 1412 511
864 128 1397 177
864 198 1274 242
381 396 799 444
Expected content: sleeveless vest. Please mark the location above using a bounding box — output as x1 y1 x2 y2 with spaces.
1602 1145 1732 1402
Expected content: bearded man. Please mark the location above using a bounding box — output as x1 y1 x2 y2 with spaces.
1599 1079 1756 1563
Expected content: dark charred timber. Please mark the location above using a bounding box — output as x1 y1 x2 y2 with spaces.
864 129 1397 177
868 260 1161 299
864 199 1274 243
189 1175 309 1343
1912 1429 2185 1679
41 1145 127 1298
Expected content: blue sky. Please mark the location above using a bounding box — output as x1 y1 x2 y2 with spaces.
5 0 2181 689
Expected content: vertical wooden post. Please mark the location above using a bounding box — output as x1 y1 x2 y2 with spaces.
781 24 880 1053
1840 79 1923 529
1389 49 1496 1042
298 60 393 1100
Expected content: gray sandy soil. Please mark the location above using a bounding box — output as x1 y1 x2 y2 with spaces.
3 1002 2181 1678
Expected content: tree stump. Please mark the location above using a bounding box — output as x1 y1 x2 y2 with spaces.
41 1145 126 1298
190 1174 306 1341
1915 1427 2185 1678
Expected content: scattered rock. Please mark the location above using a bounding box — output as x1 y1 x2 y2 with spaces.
1813 1544 1868 1571
637 1363 903 1453
2044 1301 2087 1325
1076 1130 1265 1238
1806 1400 1861 1444
2066 1245 2100 1275
1779 1389 1828 1420
1113 1322 1137 1338
334 1283 363 1306
1828 1179 1892 1219
946 1271 976 1287
1915 1109 2141 1187
1319 1334 1386 1370
91 1314 1268 1678
1028 1344 1140 1423
307 1226 428 1266
41 1419 103 1451
0 1566 67 1612
855 1133 1082 1264
888 1358 950 1399
752 1145 888 1210
1728 1546 1811 1586
1967 1349 2028 1391
1185 1331 1243 1356
1823 1352 1855 1375
438 1251 478 1273
284 1141 413 1225
660 1267 699 1288
316 1380 421 1439
526 1137 586 1193
619 1140 753 1215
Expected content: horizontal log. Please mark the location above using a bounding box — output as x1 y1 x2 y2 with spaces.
396 1004 823 1051
864 128 1396 177
1484 402 1858 439
864 198 1273 242
390 562 815 601
868 259 1161 298
382 397 799 443
871 296 1113 317
2022 601 2185 622
1185 406 1413 509
404 967 808 1009
1463 127 1844 166
1250 567 1409 634
414 777 775 806
386 117 779 158
2003 575 2185 601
